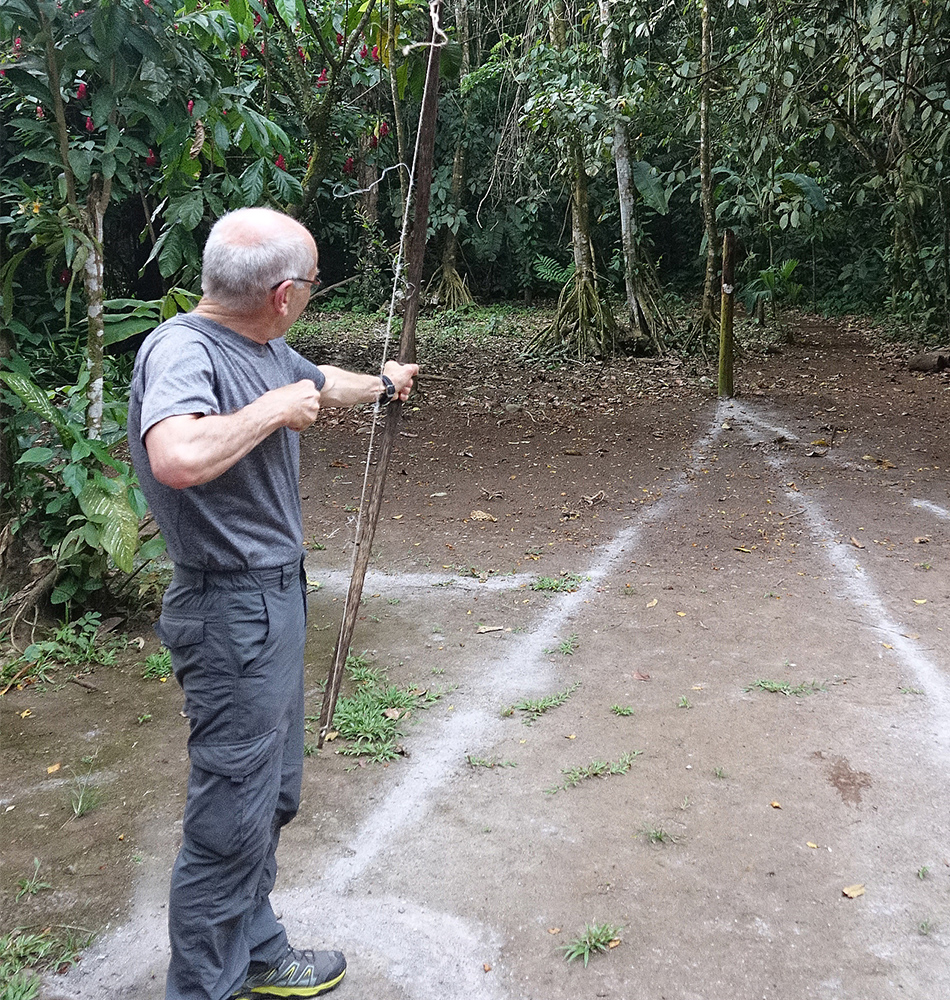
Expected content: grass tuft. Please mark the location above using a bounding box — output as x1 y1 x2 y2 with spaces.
561 923 622 966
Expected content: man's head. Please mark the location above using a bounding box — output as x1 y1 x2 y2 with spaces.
201 207 318 311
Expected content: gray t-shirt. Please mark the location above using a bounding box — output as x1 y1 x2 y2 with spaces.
128 314 326 571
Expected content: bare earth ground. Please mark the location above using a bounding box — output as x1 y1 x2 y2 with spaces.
3 311 950 1000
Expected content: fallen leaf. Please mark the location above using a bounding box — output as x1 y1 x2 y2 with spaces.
850 537 865 549
633 671 651 681
19 709 31 719
901 633 920 640
483 964 492 973
117 833 124 841
811 438 830 446
324 731 340 742
914 536 930 544
842 884 865 898
807 842 819 849
882 643 893 649
735 546 753 553
476 625 503 634
676 611 686 617
770 801 782 809
392 514 404 520
47 763 61 775
130 636 145 650
564 733 576 740
548 927 561 935
913 599 927 605
470 510 496 522
383 708 402 720
608 938 621 949
646 598 658 608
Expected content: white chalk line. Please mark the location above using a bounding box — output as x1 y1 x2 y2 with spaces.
724 398 950 745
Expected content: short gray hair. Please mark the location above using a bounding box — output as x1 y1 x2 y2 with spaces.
201 210 315 308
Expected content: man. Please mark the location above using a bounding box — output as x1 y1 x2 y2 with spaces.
128 207 417 1000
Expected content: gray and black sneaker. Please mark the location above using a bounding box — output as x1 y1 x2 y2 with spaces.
241 947 346 997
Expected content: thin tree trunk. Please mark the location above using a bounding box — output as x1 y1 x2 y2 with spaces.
83 178 111 440
388 0 410 217
699 0 719 331
598 0 665 353
718 229 736 398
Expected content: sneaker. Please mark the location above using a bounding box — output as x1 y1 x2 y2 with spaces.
242 947 346 997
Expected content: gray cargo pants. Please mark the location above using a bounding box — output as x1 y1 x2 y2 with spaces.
157 559 307 1000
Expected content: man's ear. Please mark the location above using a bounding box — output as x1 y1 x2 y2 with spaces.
271 281 293 317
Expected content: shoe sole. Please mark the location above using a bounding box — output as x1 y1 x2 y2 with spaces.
246 968 346 997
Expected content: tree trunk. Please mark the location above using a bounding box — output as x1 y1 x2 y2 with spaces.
83 178 111 440
718 229 736 398
699 0 719 332
598 0 666 353
430 0 473 310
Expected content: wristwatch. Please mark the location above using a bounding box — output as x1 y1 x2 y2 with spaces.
378 374 396 406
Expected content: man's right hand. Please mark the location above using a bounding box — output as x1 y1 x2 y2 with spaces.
268 379 321 431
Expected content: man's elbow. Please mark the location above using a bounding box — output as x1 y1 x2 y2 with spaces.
149 457 203 490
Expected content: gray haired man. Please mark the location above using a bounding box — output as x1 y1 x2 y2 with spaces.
129 207 417 1000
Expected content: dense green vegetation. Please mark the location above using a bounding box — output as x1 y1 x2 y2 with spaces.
0 0 948 620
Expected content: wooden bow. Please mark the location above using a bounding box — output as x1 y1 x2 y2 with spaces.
317 3 443 745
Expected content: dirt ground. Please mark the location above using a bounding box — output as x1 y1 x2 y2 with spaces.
3 312 950 1000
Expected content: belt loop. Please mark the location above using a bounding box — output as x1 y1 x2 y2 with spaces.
281 563 291 590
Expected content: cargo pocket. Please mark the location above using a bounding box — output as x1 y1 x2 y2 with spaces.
184 728 280 858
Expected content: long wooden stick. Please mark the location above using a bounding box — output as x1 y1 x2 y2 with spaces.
317 4 442 745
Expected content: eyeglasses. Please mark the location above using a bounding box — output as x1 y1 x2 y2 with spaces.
271 277 322 298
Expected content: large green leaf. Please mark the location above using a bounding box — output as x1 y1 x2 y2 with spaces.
632 161 669 215
777 173 827 211
77 482 140 573
0 371 70 441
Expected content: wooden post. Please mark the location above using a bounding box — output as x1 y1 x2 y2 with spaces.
718 229 736 398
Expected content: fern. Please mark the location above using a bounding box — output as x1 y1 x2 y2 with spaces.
533 254 575 285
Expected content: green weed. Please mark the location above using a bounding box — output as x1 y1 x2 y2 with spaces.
714 766 727 779
639 826 674 844
531 573 583 593
561 923 622 966
677 696 692 709
14 860 51 902
917 866 930 880
7 612 120 685
918 919 934 936
610 705 634 717
546 751 642 794
0 926 92 999
69 773 102 818
745 678 826 697
142 648 171 680
465 755 517 769
326 656 445 762
544 633 579 655
507 681 580 724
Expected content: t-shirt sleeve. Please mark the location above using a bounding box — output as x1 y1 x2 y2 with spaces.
137 334 219 440
289 347 326 389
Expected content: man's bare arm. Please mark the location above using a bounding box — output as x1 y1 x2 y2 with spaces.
318 360 418 407
144 380 321 489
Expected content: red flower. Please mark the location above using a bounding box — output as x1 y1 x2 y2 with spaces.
336 33 344 46
254 12 261 25
371 45 379 61
59 268 71 287
85 115 94 131
145 148 159 167
343 156 355 175
14 37 21 52
187 99 194 115
379 121 390 138
240 45 249 58
36 106 45 119
369 135 377 149
275 153 286 170
76 82 87 100
316 68 328 87
298 47 306 61
360 43 367 58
